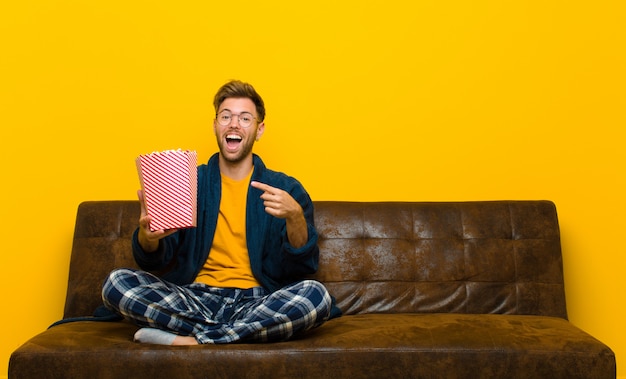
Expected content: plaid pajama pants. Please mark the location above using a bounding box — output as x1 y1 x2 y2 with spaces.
102 268 332 344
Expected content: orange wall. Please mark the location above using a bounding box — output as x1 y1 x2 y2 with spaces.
1 1 624 377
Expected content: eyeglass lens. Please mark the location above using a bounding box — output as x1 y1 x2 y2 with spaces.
217 111 255 127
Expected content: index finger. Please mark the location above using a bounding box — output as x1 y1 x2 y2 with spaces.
250 181 276 193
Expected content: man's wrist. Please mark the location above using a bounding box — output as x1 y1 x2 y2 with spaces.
286 212 308 248
139 234 159 253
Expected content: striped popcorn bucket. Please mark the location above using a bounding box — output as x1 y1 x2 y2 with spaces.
136 149 198 231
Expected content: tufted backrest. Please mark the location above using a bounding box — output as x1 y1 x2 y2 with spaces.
313 201 566 318
63 200 567 320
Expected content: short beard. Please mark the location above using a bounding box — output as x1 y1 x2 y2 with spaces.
216 131 257 164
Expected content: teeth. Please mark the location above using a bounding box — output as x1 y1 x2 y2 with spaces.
226 134 242 140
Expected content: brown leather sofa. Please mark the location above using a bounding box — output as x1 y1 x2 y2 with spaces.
10 200 616 378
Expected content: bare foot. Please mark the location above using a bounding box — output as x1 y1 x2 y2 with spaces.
172 335 199 345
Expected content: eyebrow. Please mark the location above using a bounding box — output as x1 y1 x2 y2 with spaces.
218 108 254 115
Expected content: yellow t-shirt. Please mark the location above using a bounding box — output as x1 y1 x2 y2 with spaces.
194 169 261 289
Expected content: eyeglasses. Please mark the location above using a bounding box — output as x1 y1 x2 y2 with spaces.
216 110 259 128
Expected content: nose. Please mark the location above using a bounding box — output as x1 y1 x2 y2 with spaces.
229 114 240 127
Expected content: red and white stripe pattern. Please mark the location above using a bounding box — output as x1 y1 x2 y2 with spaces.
136 149 197 231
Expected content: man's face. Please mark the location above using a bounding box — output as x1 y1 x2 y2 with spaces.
213 97 264 164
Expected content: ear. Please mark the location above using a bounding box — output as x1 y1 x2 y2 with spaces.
213 119 218 135
255 122 265 141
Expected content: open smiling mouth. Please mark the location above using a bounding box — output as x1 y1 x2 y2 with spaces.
226 134 242 149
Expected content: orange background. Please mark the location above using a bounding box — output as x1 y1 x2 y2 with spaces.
1 1 624 377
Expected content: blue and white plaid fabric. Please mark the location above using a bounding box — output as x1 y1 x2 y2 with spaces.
102 268 332 344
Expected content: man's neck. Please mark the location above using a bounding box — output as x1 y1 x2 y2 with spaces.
218 154 254 180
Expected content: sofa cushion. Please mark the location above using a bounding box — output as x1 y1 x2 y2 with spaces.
10 314 614 379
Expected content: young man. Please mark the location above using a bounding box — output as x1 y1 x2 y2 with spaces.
102 80 336 345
